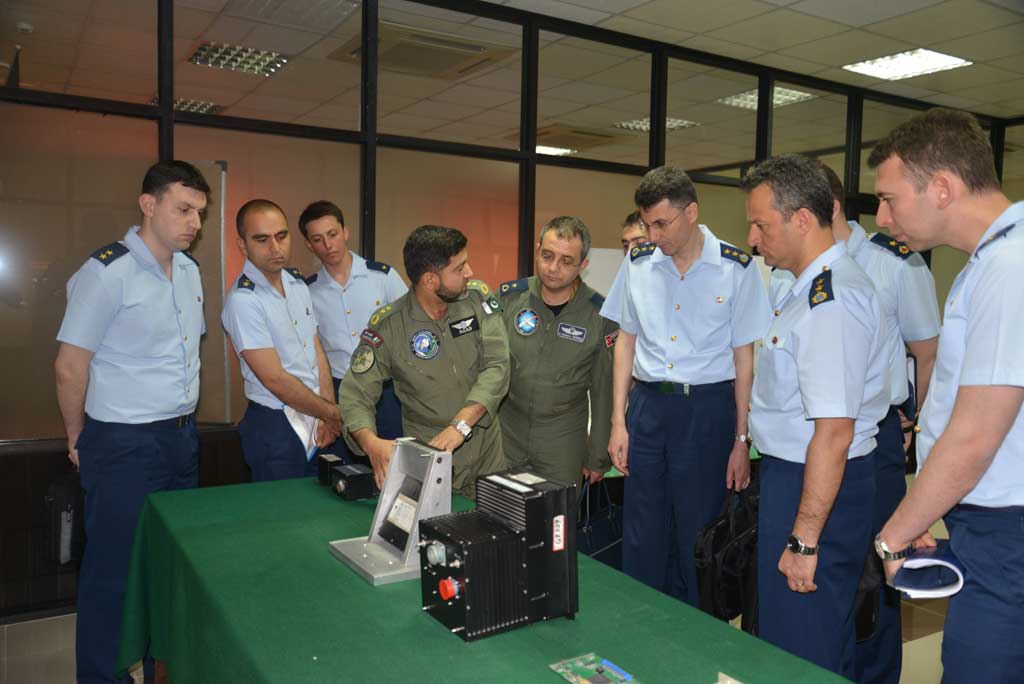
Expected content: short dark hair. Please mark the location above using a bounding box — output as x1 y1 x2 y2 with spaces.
622 210 644 230
236 199 286 238
141 160 210 200
403 225 468 285
538 215 591 261
740 154 833 228
634 166 698 211
298 200 345 239
867 108 999 193
818 162 845 204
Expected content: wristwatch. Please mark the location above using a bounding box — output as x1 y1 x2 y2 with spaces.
874 533 911 561
786 535 818 556
736 433 751 444
450 419 472 441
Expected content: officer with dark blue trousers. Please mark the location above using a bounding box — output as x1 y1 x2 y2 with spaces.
601 166 770 606
298 200 407 458
55 161 211 684
221 199 342 481
745 154 889 679
873 109 1024 684
771 164 941 684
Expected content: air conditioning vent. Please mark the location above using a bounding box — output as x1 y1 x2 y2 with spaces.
329 21 516 80
530 124 618 151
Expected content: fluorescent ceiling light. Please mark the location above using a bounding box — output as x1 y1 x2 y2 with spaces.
717 86 815 110
536 145 576 156
613 117 699 132
843 49 971 81
151 97 222 115
190 43 288 77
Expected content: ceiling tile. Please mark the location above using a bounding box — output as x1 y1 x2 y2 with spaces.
563 0 652 11
864 0 1023 44
990 54 1024 75
596 15 694 45
381 0 476 24
466 67 522 94
706 8 848 51
377 71 450 99
581 57 654 90
232 92 322 115
871 81 939 98
673 72 762 102
816 66 885 87
984 0 1024 15
922 92 984 109
433 83 520 108
1 4 86 43
778 29 912 67
504 0 611 24
202 15 256 44
930 22 1024 62
625 0 775 34
556 80 639 105
174 60 265 91
678 35 763 60
379 9 467 36
540 43 631 79
787 0 943 27
380 111 450 133
396 98 486 121
462 107 522 129
753 52 831 75
173 81 246 107
175 7 216 40
68 68 154 96
90 0 156 29
244 24 321 55
899 63 1018 92
178 0 230 11
948 77 1024 103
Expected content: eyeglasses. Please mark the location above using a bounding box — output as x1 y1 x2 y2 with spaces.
638 202 691 232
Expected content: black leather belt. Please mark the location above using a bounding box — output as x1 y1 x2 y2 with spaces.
634 378 733 396
149 413 194 429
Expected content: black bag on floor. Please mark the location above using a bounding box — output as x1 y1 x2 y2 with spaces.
44 467 85 565
855 550 884 642
695 479 759 634
577 478 623 570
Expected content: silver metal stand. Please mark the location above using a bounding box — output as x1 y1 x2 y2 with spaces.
328 438 452 585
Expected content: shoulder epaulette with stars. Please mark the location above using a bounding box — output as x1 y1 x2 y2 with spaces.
590 291 606 309
181 250 199 267
90 242 129 266
237 274 255 291
285 267 304 280
629 242 656 262
808 270 834 309
468 279 501 315
305 272 319 285
367 302 397 327
366 260 392 274
975 224 1016 257
869 233 913 260
720 243 752 268
499 278 529 297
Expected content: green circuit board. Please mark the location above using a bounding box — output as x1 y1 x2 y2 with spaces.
550 653 640 684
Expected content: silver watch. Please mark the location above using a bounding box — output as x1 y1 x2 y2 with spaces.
451 419 472 440
736 433 751 444
874 533 911 561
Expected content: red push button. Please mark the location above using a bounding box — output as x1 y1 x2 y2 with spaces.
438 577 459 600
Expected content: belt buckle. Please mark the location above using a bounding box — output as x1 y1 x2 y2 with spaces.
176 414 189 428
683 383 690 397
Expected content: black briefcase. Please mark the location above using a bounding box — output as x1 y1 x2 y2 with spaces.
577 478 623 570
695 475 759 634
44 467 85 566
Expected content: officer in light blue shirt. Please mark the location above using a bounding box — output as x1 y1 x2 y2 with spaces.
873 109 1024 684
54 161 210 684
298 201 407 458
601 166 771 607
221 199 341 481
745 154 888 679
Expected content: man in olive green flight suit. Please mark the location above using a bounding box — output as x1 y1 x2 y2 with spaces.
339 225 509 498
498 216 616 487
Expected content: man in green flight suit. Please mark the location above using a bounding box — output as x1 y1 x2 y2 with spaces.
498 216 616 487
339 225 509 498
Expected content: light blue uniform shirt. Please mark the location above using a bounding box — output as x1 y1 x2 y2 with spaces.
770 221 941 406
916 202 1024 507
600 225 771 384
305 253 407 379
751 242 889 463
221 260 320 410
56 226 204 423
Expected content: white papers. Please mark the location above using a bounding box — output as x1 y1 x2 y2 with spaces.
284 405 320 462
893 539 964 599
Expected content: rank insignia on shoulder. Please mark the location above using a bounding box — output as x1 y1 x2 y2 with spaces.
305 272 319 285
975 224 1016 256
869 233 913 260
720 243 752 267
590 291 606 309
368 304 395 327
285 267 304 280
499 278 528 297
366 260 391 274
467 279 491 296
90 242 129 266
808 270 834 309
182 250 199 267
237 273 255 290
630 243 656 261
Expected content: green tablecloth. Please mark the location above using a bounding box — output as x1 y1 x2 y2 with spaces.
118 479 847 684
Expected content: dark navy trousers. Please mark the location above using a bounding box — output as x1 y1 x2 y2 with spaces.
76 415 199 684
758 452 875 679
856 406 906 684
237 402 316 481
622 380 734 606
941 504 1024 684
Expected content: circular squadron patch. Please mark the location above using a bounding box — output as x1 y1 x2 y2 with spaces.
514 308 539 336
351 346 375 374
410 330 440 359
